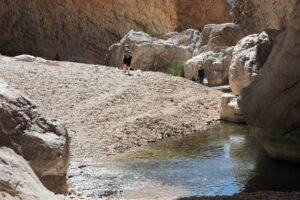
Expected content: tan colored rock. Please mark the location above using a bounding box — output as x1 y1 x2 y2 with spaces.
239 2 300 162
229 32 274 95
0 78 70 194
232 0 297 34
175 0 232 31
0 147 64 200
105 30 194 72
194 23 244 56
0 0 177 63
185 23 244 86
220 93 244 123
185 47 233 86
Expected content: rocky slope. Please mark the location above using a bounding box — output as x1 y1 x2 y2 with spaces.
239 2 300 162
0 55 222 159
232 0 298 34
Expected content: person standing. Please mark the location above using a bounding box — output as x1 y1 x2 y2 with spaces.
123 44 132 75
198 66 205 85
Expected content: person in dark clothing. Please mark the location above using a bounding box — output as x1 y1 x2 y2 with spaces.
54 53 60 61
198 66 205 85
123 44 132 75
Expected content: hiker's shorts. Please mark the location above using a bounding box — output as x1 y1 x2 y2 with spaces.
123 58 131 66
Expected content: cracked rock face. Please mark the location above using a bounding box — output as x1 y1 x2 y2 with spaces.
239 2 300 162
0 78 70 194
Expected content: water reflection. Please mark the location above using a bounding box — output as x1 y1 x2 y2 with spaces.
68 122 300 198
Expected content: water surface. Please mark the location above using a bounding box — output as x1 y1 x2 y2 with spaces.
68 122 300 199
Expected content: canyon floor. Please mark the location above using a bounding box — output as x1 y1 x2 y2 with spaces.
1 55 299 200
0 55 221 160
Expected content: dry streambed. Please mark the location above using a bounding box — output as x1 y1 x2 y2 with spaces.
0 55 222 159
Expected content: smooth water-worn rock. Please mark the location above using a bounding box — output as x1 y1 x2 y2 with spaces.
0 78 70 193
185 47 233 86
220 93 245 123
239 2 300 162
105 30 195 72
229 32 274 95
175 0 232 31
0 147 64 200
232 0 297 34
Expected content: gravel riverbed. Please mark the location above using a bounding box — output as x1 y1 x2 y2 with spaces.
0 55 222 159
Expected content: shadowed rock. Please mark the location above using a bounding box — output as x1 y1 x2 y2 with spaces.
0 147 64 200
239 2 300 162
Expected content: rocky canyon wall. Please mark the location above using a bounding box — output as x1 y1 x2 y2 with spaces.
232 0 298 34
0 0 232 63
175 0 232 31
0 0 177 63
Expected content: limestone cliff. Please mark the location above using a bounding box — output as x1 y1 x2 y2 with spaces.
232 0 298 34
0 0 177 63
0 0 233 63
175 0 232 31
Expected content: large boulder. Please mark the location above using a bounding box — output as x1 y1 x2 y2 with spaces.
193 23 244 56
229 32 274 95
184 23 244 87
105 30 195 72
220 93 245 123
185 47 233 86
0 78 70 194
239 2 300 162
232 0 297 34
0 147 64 200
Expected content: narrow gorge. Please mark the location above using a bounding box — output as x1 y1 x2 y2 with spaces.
0 0 299 200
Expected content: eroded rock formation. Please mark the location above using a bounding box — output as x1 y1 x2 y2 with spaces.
232 0 298 34
229 32 274 95
239 2 300 162
194 23 244 55
0 147 64 200
185 47 233 86
185 23 244 86
0 78 70 193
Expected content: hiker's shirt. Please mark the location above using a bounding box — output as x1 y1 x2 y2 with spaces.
124 49 132 60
